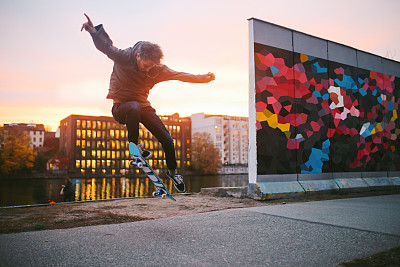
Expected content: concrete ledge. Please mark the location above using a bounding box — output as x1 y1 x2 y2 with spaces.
389 177 400 189
299 179 340 195
200 187 248 198
201 176 400 201
335 178 370 193
248 183 263 200
256 182 305 200
363 177 394 191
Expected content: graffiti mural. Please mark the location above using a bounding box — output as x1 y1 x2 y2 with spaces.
254 43 400 175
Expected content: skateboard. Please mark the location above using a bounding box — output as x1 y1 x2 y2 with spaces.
129 143 176 201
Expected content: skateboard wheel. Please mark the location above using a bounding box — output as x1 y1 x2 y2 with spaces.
152 192 156 197
137 162 143 168
161 194 167 199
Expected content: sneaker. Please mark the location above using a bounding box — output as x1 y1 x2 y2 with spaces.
137 143 152 159
166 170 186 193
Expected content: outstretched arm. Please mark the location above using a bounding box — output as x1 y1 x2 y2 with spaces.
155 66 216 83
204 72 215 82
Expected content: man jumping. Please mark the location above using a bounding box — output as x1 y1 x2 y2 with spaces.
81 14 215 192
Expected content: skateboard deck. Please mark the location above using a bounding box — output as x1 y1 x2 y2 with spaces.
129 143 176 201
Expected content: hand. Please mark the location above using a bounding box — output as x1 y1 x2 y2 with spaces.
81 13 96 33
205 72 215 82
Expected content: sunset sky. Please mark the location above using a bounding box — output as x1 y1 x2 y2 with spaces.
1 0 399 131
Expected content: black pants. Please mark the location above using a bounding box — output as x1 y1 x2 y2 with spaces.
112 101 177 171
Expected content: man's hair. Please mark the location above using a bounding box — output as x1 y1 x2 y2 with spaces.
138 41 163 63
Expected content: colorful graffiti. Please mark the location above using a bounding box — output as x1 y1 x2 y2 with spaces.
254 43 400 175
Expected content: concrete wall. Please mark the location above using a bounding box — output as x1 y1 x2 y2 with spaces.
248 18 400 192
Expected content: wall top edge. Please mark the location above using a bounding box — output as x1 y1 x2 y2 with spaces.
248 17 400 65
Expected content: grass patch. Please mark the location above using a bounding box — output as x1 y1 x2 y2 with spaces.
32 224 46 231
340 246 400 266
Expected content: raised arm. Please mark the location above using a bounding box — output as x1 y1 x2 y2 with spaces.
81 13 96 33
81 14 132 65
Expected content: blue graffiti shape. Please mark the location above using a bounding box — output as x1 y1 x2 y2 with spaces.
311 62 327 73
301 139 330 173
388 101 394 111
359 88 367 96
313 91 330 100
335 74 358 93
360 122 375 138
270 66 279 75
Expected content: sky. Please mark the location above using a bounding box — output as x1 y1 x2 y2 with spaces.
1 0 399 131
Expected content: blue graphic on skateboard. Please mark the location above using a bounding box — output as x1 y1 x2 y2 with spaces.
129 143 176 201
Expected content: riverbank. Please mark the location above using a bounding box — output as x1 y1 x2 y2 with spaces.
1 189 399 235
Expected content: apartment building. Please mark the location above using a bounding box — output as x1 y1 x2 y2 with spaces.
191 113 248 165
3 123 45 148
59 114 191 176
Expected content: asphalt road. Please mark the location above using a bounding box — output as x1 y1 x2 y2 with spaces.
1 194 400 266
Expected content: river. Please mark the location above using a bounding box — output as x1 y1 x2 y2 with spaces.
0 174 248 207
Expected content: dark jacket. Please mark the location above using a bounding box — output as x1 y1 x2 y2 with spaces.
63 181 73 196
90 24 209 107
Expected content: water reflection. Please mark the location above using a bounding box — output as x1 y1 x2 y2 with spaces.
0 174 248 207
73 177 176 201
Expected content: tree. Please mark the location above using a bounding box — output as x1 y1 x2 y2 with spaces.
0 127 37 176
34 134 60 172
191 132 221 175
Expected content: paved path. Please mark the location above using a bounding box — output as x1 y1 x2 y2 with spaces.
1 194 400 266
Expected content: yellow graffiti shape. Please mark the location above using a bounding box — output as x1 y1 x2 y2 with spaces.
300 54 308 63
392 110 398 121
257 108 291 138
371 123 383 135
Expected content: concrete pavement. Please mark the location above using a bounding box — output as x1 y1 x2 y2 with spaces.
1 194 400 266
